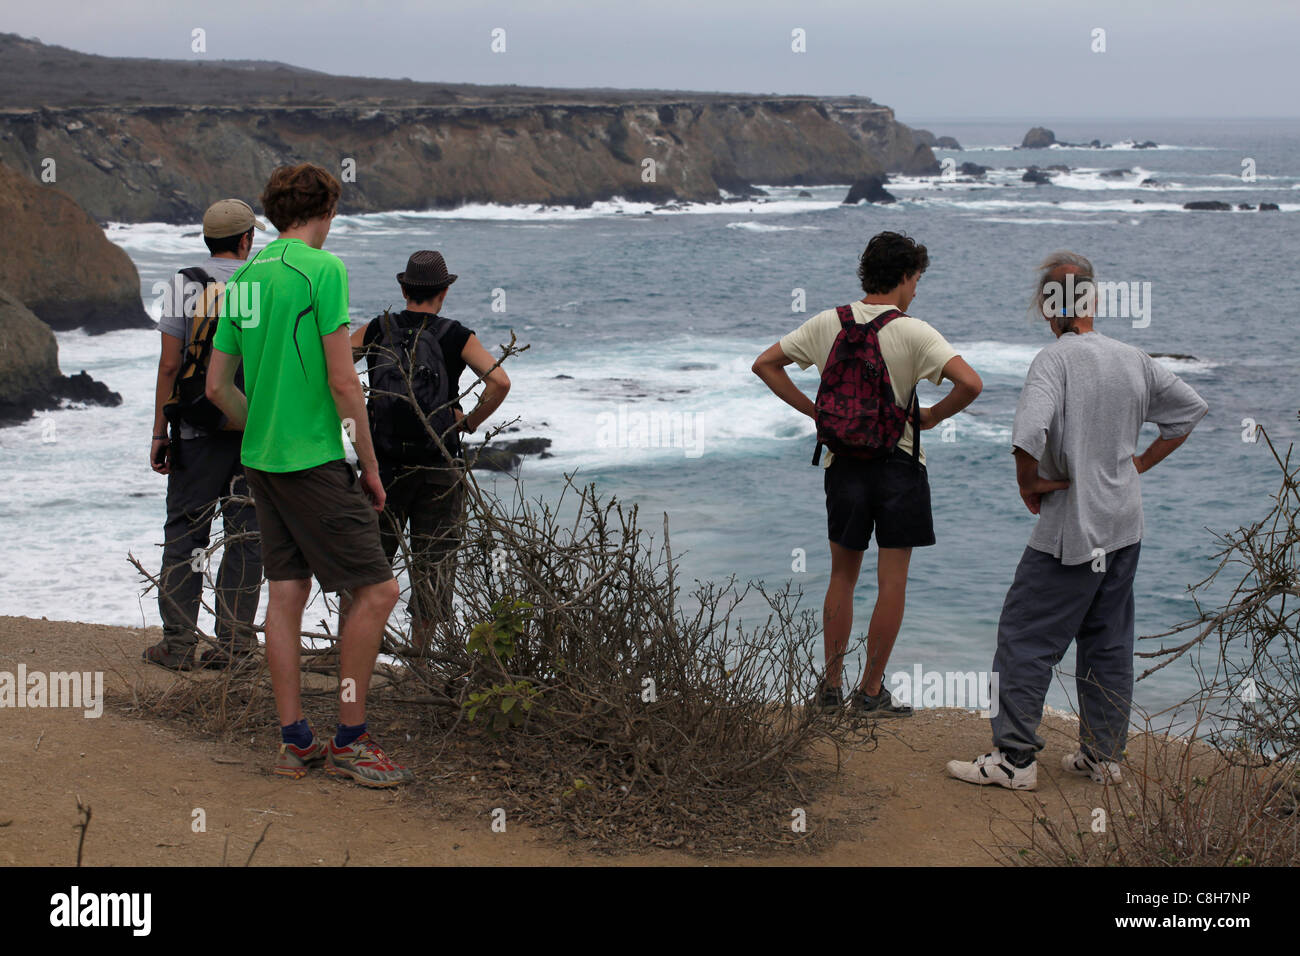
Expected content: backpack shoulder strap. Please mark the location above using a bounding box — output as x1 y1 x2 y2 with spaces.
178 266 215 287
907 384 922 468
866 308 905 334
429 315 454 345
175 266 217 327
864 307 921 466
378 310 399 344
175 267 223 356
198 280 226 314
834 304 856 328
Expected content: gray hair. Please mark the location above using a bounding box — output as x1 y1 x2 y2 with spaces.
1030 250 1096 328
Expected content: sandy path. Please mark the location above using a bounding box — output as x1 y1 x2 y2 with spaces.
0 615 1114 866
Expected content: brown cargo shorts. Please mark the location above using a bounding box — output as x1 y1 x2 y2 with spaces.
244 459 394 593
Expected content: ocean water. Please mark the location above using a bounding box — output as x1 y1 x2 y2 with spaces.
3 117 1298 725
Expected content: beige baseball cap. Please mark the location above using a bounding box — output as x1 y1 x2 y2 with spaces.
202 198 267 239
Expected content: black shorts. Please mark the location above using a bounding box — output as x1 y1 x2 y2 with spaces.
824 449 935 551
377 461 466 624
245 459 394 593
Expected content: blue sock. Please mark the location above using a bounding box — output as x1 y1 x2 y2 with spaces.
335 721 367 748
281 718 313 749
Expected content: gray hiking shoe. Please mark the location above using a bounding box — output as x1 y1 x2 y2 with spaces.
850 685 913 719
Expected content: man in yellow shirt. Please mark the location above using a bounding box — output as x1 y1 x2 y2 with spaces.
753 231 983 717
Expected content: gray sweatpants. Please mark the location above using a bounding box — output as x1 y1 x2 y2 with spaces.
990 542 1140 762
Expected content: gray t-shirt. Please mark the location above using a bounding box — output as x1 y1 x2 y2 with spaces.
1011 332 1208 565
158 256 243 439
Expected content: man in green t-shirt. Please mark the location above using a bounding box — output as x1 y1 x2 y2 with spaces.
207 162 411 787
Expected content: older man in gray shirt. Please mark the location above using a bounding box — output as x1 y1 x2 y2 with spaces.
948 252 1208 790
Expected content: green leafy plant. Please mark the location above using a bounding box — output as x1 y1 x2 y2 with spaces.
561 777 590 800
465 680 540 734
467 597 533 663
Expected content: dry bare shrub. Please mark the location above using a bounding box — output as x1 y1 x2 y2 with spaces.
1002 709 1298 867
128 331 873 852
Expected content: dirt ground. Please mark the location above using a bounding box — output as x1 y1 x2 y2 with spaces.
1 614 1136 866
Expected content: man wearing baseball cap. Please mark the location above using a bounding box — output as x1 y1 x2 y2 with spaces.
145 198 266 671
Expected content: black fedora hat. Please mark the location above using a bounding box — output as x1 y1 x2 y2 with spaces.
396 250 458 290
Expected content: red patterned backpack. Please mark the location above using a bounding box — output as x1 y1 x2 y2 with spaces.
811 305 921 466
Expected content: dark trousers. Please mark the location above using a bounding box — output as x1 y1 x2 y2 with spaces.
158 432 262 651
377 464 464 627
990 542 1140 763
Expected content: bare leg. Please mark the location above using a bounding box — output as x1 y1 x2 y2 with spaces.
823 541 865 689
337 577 400 726
266 578 312 726
409 618 434 657
860 547 912 695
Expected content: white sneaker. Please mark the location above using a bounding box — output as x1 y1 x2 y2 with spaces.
946 749 1038 790
1061 749 1122 785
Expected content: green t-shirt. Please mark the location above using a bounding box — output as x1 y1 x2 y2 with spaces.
212 237 350 472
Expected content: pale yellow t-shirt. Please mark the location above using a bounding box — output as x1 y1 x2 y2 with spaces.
779 301 958 466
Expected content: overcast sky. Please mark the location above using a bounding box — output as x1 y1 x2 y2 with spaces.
7 0 1299 121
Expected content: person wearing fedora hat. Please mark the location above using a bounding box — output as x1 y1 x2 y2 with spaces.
395 249 458 290
350 249 511 655
144 198 266 673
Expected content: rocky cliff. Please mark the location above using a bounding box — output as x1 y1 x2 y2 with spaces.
0 162 151 331
0 284 122 423
0 34 941 224
824 99 941 175
0 159 136 421
0 99 901 224
0 286 60 418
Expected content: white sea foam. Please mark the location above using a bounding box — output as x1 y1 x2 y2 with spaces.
101 180 1293 266
105 194 847 252
104 221 201 257
939 197 1192 214
724 221 821 233
1134 183 1296 193
962 143 1215 152
947 340 1042 379
1205 172 1294 182
500 341 815 472
11 176 1248 630
1047 141 1211 152
499 335 1059 477
0 314 1221 628
972 217 1124 226
334 195 844 225
1045 167 1156 190
1152 355 1217 374
898 167 1295 196
945 414 1012 444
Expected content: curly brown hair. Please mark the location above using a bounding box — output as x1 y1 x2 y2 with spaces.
260 163 341 231
858 231 929 294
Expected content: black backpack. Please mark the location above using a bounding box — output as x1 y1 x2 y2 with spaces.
163 266 243 433
366 311 459 465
